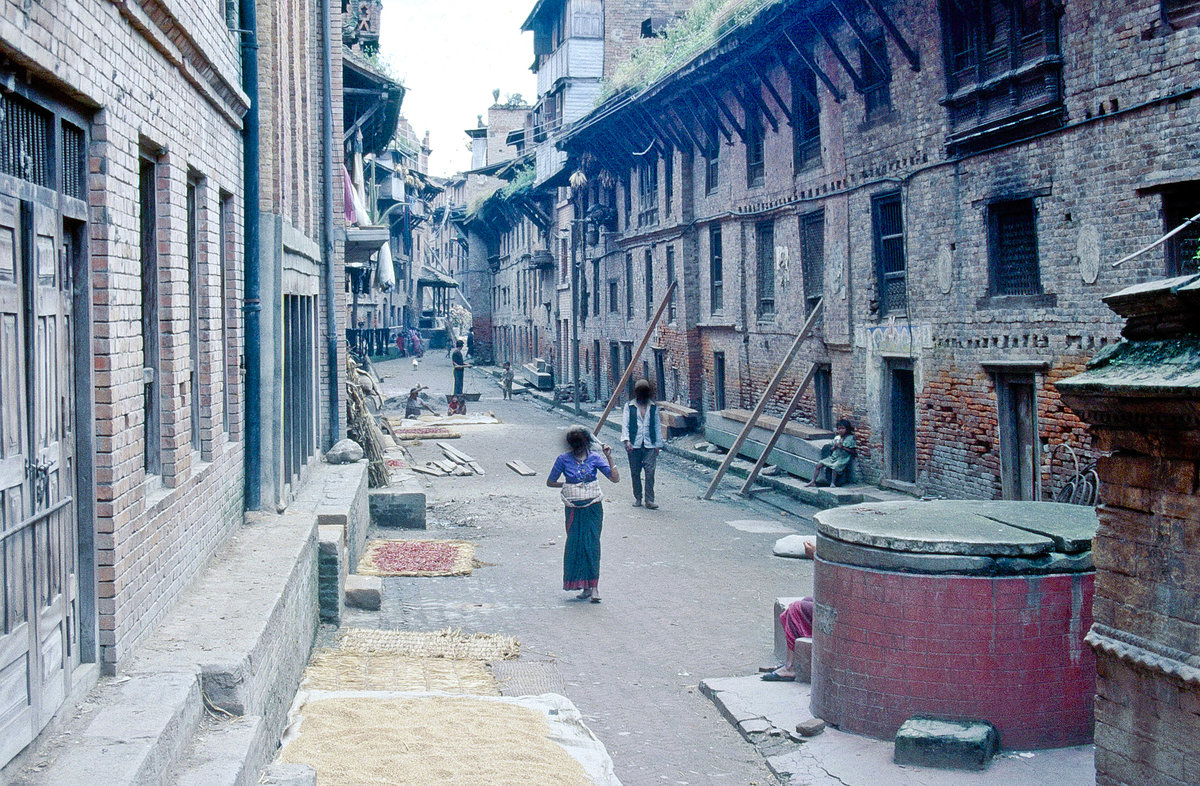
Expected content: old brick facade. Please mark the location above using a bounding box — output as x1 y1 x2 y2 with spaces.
553 0 1200 499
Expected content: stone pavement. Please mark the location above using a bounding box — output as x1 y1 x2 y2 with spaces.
339 353 820 784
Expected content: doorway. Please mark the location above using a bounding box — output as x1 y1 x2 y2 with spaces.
653 349 667 402
887 362 917 483
996 373 1038 500
713 351 727 412
813 365 833 431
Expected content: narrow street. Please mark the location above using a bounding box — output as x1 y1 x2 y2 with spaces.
340 352 816 784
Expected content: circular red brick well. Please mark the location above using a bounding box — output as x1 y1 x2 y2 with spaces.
810 500 1097 750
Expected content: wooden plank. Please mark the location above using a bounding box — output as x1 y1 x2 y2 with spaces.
437 442 476 464
507 460 538 477
594 280 678 437
740 363 819 495
704 298 823 500
412 465 444 477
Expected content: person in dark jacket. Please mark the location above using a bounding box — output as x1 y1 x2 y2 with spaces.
621 379 664 509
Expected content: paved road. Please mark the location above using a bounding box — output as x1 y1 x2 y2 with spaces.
348 353 818 785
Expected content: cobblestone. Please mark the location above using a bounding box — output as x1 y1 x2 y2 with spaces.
339 355 819 784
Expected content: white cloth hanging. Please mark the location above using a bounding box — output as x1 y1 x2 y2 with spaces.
377 240 395 291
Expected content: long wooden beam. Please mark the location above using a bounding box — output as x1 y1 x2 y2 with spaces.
831 0 890 78
594 279 679 438
749 56 796 126
809 15 865 91
688 88 732 143
780 26 845 102
666 102 706 153
700 82 747 141
737 77 779 134
703 298 824 500
739 363 819 496
771 48 821 115
862 0 921 71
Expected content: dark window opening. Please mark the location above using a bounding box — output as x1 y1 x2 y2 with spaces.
139 156 161 477
592 259 601 315
800 209 824 313
872 191 906 316
638 155 659 227
625 253 634 318
746 118 765 188
608 279 618 313
860 36 892 121
705 142 720 194
988 198 1041 296
665 244 677 323
756 221 775 317
664 151 674 217
713 351 727 411
814 366 833 432
793 68 821 171
219 192 234 435
1164 185 1200 276
644 248 654 318
186 177 202 453
709 225 723 312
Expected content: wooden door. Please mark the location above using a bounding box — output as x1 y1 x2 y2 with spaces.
889 366 916 483
998 374 1038 500
0 193 33 766
0 193 76 765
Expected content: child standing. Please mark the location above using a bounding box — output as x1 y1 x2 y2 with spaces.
501 361 514 400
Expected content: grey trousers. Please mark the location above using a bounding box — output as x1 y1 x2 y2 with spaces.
629 447 658 503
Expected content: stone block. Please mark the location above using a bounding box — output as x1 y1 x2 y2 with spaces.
345 575 382 611
325 439 364 465
773 535 815 559
894 718 998 770
795 718 826 737
369 488 427 529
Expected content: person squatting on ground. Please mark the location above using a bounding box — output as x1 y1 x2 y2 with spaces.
405 385 435 419
451 340 466 396
546 427 620 603
622 379 664 509
808 419 856 487
447 395 466 416
500 362 514 400
762 597 814 682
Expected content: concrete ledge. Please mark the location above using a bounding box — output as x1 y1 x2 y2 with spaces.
261 763 318 786
369 479 426 529
173 715 270 786
345 575 382 611
294 462 370 566
318 525 347 625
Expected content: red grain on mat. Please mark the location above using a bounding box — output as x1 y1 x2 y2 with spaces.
375 541 460 573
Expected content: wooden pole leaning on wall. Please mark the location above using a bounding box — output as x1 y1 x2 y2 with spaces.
739 363 819 496
594 279 679 437
703 297 824 500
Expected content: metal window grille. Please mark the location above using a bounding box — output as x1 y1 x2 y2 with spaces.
283 295 318 485
186 179 201 452
793 69 820 170
746 120 765 188
61 122 85 201
801 210 824 311
1164 188 1200 276
709 225 723 312
756 221 775 317
139 157 162 476
1 92 53 189
860 37 892 121
989 199 1041 295
872 191 906 315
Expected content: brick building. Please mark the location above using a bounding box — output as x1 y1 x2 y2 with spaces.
0 0 354 766
551 0 1200 499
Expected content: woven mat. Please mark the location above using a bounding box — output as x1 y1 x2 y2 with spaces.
334 628 521 661
278 695 592 786
302 652 499 695
356 539 476 577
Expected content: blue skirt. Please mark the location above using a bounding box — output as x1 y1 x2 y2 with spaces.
563 502 603 590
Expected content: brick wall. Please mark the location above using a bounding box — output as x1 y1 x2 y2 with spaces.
554 0 1200 498
1059 279 1200 786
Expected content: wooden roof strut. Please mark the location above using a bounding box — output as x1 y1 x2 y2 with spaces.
808 15 865 92
830 0 890 79
749 56 796 127
780 27 845 102
862 0 921 70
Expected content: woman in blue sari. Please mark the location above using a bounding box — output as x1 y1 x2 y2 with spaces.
546 427 620 602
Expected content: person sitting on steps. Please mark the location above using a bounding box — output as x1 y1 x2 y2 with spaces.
808 418 856 487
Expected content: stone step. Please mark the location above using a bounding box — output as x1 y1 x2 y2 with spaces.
171 715 272 786
894 717 999 771
261 763 318 786
18 672 203 786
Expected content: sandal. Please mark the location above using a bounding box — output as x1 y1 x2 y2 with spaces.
590 596 602 603
761 671 795 682
576 589 592 600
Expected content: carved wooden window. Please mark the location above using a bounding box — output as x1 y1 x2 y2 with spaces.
801 209 824 313
793 68 821 171
705 141 719 194
746 118 765 188
872 191 906 316
644 248 654 318
637 154 658 228
1163 186 1200 277
756 221 775 317
941 0 1063 148
860 36 892 121
988 198 1042 296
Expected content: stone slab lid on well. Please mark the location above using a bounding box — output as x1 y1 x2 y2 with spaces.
814 500 1096 558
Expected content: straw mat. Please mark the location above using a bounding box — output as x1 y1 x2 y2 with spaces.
334 627 521 661
278 695 592 786
356 539 476 577
302 651 499 694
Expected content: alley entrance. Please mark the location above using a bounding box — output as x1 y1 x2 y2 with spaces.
0 91 86 766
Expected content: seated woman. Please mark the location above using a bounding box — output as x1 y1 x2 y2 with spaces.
808 419 856 487
763 597 813 682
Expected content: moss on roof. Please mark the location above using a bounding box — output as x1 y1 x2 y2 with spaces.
602 0 782 99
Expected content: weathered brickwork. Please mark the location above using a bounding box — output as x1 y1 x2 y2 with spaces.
557 0 1200 499
1059 280 1200 786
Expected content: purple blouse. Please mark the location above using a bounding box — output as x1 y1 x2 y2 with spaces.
548 451 613 484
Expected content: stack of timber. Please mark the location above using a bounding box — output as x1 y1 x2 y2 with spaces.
411 443 485 478
346 381 389 487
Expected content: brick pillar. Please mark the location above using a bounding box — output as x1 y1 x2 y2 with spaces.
1058 275 1200 786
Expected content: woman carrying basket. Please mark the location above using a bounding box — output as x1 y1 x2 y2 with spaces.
546 427 621 603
